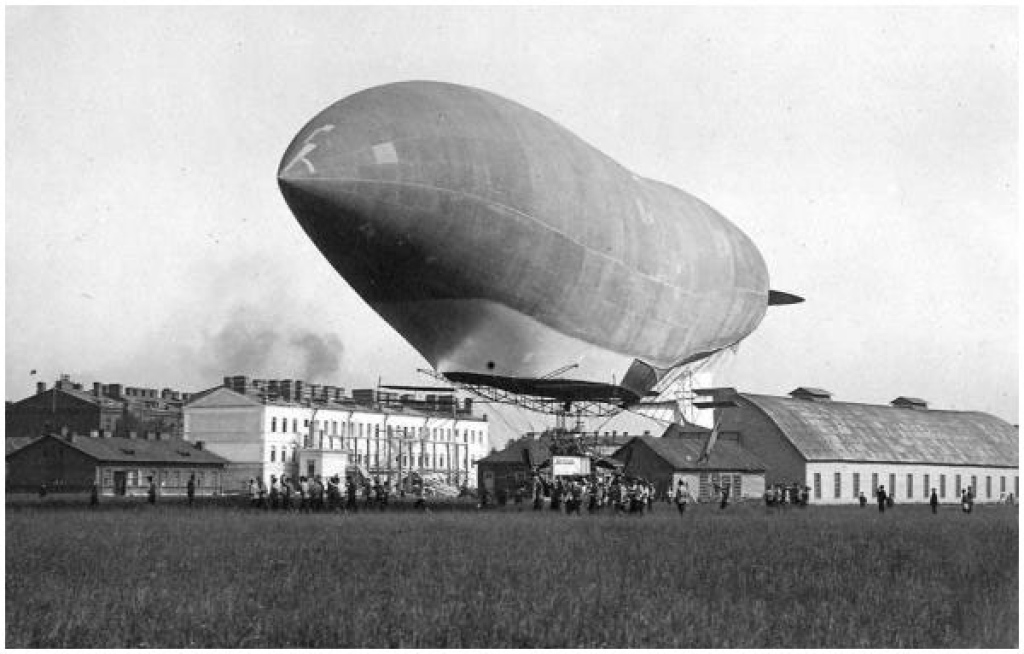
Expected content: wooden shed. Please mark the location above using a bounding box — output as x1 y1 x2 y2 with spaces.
6 433 227 496
612 436 766 502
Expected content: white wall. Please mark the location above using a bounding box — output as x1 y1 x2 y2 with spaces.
805 461 1018 505
187 394 491 489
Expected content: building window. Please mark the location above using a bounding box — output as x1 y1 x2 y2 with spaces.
1001 476 1006 494
970 476 977 498
940 474 946 498
907 474 913 499
332 421 337 435
924 474 930 498
304 420 309 428
292 419 297 433
871 473 878 497
833 472 841 499
889 474 896 499
986 476 992 499
852 473 860 498
270 447 276 463
271 417 277 432
813 473 821 499
955 474 961 496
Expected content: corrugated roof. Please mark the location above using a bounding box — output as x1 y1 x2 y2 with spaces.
7 434 228 466
478 437 551 465
740 394 1018 467
619 436 765 472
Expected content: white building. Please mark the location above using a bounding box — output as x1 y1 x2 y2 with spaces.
183 383 490 492
699 387 1019 505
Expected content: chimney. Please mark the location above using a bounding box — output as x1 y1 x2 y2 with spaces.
36 381 46 394
93 382 102 397
890 397 928 410
789 387 833 402
194 440 205 451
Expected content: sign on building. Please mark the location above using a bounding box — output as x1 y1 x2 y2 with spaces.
551 456 591 477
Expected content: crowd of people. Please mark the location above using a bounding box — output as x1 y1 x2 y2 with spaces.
478 475 727 515
764 482 811 509
245 474 448 512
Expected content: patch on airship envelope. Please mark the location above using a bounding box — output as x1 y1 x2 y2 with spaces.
372 141 399 165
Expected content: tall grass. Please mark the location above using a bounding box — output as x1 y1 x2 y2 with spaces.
5 499 1017 647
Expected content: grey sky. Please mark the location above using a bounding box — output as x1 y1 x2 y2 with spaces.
6 6 1018 447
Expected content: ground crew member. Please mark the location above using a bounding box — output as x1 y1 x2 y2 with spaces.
930 488 938 514
345 476 358 512
186 473 196 507
877 485 887 513
147 476 157 504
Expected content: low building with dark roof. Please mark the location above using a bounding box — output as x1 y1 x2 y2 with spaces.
6 433 227 497
697 387 1019 505
612 436 767 502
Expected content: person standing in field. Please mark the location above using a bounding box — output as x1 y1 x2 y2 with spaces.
363 480 373 509
299 476 310 513
248 478 259 508
345 476 358 512
966 486 974 513
269 475 280 510
90 481 100 507
859 492 867 508
281 475 293 512
930 488 938 514
186 473 196 507
876 485 886 513
147 476 157 504
414 482 426 511
676 481 689 514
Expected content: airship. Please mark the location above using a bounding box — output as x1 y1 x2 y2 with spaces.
278 81 800 410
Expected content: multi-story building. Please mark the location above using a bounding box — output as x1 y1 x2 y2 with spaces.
5 376 191 440
183 376 490 492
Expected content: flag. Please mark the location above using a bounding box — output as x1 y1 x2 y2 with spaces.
30 369 36 375
697 415 722 465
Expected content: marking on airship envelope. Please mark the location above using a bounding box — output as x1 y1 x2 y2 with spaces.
283 124 335 175
372 142 398 165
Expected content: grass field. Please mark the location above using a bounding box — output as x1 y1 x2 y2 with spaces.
5 496 1018 648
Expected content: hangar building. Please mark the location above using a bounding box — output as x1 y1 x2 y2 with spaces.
697 387 1019 505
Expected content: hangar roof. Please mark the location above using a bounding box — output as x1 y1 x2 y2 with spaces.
739 393 1018 467
616 436 766 472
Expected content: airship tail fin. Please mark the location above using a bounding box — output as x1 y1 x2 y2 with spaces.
768 290 804 306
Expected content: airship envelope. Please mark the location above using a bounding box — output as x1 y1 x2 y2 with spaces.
278 81 795 406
